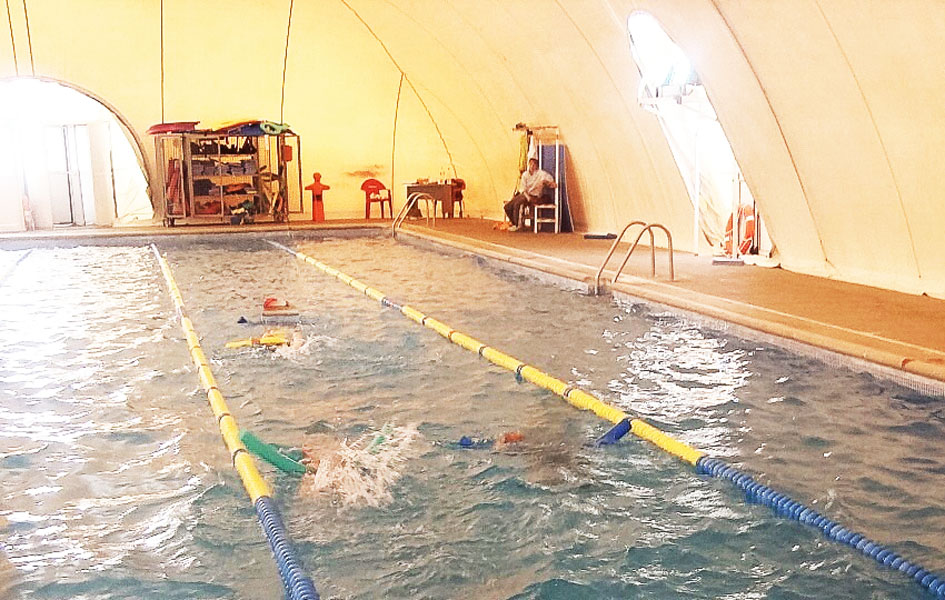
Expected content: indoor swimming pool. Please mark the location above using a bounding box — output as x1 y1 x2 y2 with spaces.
1 233 943 599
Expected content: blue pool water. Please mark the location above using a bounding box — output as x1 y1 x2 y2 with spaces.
0 233 942 599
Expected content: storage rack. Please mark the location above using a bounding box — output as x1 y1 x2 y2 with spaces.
154 131 302 226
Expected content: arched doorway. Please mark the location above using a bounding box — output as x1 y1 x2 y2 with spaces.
0 78 152 231
627 12 771 260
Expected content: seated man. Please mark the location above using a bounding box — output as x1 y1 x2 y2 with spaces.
504 157 556 231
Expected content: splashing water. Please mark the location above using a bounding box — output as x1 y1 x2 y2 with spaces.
298 424 420 507
270 330 325 360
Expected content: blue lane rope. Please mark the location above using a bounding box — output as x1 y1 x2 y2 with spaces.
0 248 32 287
256 497 320 600
697 457 945 598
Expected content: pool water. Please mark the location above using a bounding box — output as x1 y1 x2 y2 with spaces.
0 234 942 599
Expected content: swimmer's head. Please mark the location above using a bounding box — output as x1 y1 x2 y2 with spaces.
301 434 341 471
300 444 319 471
500 431 524 445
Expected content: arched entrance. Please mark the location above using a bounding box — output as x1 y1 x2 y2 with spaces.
627 12 770 260
0 77 152 231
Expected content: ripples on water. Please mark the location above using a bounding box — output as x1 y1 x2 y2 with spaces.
0 237 942 599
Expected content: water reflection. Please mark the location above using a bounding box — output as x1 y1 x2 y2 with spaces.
0 247 208 588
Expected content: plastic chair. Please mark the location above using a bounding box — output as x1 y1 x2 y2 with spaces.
516 189 555 232
532 188 557 232
361 178 392 218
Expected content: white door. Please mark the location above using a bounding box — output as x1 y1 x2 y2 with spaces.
44 126 83 225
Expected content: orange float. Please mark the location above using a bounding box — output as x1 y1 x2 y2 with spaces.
724 205 756 256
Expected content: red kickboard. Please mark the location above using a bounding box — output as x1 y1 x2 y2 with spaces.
147 121 199 135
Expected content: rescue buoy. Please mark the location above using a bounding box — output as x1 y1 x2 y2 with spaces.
724 205 756 256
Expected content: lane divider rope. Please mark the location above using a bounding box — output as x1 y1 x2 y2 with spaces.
266 240 695 461
151 244 320 600
0 248 32 287
267 239 945 599
697 457 945 596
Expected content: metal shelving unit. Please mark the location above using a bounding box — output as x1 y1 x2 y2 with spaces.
154 131 302 226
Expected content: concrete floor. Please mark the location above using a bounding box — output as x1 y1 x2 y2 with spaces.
3 217 944 389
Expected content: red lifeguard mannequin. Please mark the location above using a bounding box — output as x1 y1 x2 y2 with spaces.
304 172 330 222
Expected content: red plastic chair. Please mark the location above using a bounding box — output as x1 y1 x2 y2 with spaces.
361 178 392 218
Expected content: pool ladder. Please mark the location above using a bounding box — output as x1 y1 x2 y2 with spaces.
593 221 674 295
392 192 436 238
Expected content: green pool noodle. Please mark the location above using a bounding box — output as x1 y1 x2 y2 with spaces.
239 429 308 475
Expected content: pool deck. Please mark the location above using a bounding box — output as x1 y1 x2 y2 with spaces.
3 218 944 390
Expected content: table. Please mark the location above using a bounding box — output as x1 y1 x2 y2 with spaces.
405 182 461 218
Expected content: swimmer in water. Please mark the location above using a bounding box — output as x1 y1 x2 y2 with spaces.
298 434 341 474
455 431 525 450
270 326 313 359
463 427 586 486
297 424 419 506
494 431 525 449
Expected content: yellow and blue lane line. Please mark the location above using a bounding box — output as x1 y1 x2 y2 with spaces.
151 244 319 600
268 239 945 599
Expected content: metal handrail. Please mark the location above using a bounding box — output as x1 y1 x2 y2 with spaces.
612 223 674 286
391 195 414 236
392 192 435 237
593 221 674 295
593 221 647 295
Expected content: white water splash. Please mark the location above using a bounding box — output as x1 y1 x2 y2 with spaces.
270 330 324 360
298 424 420 507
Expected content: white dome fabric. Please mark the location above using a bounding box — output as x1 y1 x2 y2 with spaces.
2 0 943 298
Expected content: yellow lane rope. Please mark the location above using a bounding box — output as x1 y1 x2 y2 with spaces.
152 245 272 501
268 241 704 466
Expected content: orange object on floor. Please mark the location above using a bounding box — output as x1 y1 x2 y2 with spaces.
724 205 756 256
304 173 330 222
